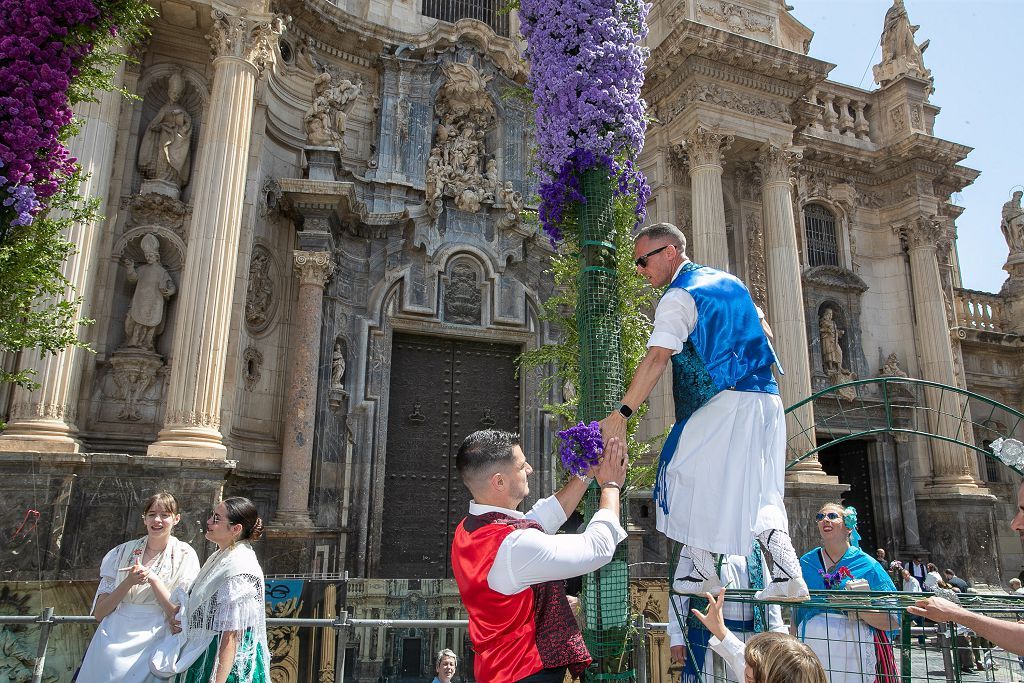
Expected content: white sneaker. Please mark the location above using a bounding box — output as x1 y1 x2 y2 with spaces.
754 576 810 602
674 572 723 596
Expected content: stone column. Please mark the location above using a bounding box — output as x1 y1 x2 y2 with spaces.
147 9 284 459
757 145 826 477
898 217 980 489
678 125 732 271
274 251 334 528
0 70 124 452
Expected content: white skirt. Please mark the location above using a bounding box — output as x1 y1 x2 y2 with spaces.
77 603 168 683
656 390 788 555
801 612 877 683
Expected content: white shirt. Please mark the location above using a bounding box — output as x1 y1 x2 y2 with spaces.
667 555 786 647
903 576 922 592
923 571 942 591
469 496 628 596
647 263 765 353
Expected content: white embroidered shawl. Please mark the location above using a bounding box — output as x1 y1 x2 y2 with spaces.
150 542 268 683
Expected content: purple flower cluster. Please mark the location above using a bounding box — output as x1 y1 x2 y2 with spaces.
0 0 100 228
557 420 604 478
519 0 652 243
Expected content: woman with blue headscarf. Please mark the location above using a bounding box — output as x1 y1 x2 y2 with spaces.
794 503 898 683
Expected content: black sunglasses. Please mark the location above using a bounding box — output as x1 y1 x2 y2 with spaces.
634 245 670 268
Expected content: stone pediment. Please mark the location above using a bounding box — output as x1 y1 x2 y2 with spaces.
803 265 868 293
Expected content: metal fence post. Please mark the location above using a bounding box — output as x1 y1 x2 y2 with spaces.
633 614 647 683
335 609 348 683
937 622 956 683
31 607 54 683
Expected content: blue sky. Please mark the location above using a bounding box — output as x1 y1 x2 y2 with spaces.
791 0 1021 294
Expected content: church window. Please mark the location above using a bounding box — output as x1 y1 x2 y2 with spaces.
804 203 840 267
422 0 510 37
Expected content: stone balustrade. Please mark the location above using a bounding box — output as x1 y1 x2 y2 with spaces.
956 288 1004 332
805 83 873 143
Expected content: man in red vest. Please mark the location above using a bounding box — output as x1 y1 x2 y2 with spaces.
451 429 629 683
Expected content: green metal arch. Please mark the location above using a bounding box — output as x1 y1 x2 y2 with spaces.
783 377 1024 476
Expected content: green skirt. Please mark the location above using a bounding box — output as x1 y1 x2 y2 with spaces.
173 631 269 683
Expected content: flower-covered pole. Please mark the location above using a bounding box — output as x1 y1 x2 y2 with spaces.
519 0 649 674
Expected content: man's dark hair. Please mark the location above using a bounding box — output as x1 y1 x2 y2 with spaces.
944 568 955 576
456 429 521 481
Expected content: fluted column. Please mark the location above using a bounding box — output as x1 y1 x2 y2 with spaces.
678 125 732 271
898 217 980 489
147 9 284 459
757 145 823 475
274 251 334 528
0 70 124 452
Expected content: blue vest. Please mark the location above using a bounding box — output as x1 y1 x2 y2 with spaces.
653 263 781 512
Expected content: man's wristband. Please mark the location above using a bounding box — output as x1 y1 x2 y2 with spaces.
600 481 622 490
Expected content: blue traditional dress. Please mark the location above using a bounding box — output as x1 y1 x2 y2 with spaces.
652 262 788 555
795 546 896 683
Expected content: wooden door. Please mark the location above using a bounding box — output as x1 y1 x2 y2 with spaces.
380 334 520 578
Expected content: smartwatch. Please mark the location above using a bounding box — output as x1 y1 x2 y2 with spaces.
613 401 633 420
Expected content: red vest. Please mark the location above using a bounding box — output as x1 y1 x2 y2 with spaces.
451 512 591 683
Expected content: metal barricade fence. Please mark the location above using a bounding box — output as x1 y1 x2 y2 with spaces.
5 595 1024 683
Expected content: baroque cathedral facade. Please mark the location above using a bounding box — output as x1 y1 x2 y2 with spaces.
1 0 1023 679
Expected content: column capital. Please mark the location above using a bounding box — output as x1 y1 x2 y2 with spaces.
207 9 288 73
757 144 802 185
674 124 734 169
293 250 335 287
895 215 951 252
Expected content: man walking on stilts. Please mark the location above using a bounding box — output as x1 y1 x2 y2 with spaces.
600 222 809 602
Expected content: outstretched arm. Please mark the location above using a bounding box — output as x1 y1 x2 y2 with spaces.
598 345 673 445
908 597 1024 655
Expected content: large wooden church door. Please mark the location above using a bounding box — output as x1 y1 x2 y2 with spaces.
379 333 520 578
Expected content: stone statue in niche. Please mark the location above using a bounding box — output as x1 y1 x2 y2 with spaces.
873 0 931 88
245 247 274 332
819 307 845 375
444 263 482 325
426 61 497 218
331 339 346 390
880 352 908 378
1001 190 1024 254
304 71 362 149
138 70 192 199
122 233 176 351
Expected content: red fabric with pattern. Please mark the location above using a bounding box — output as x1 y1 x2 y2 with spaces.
452 512 592 683
874 629 898 683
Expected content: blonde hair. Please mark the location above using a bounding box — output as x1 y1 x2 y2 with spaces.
745 632 827 683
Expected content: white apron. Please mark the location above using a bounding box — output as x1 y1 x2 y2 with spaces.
656 390 789 555
801 612 877 683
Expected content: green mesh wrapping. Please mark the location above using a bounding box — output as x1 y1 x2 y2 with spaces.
576 167 633 681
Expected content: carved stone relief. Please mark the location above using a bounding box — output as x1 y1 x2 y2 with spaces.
245 245 277 334
670 84 791 124
745 210 767 310
304 70 363 150
425 61 498 219
444 261 483 325
697 0 775 41
110 351 164 421
242 346 264 391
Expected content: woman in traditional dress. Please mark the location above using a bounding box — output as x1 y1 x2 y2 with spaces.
152 497 269 683
794 503 898 683
78 492 199 682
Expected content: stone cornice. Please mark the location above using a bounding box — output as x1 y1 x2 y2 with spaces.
646 20 833 101
283 0 525 83
803 265 869 293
